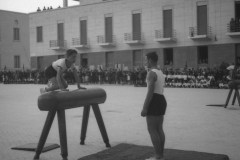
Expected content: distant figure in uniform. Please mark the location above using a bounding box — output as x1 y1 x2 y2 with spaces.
40 49 85 94
227 60 240 89
227 58 240 80
141 52 167 160
226 64 235 81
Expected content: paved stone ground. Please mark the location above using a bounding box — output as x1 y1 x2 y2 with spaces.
0 84 240 160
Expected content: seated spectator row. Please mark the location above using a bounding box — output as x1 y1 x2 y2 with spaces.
0 65 230 89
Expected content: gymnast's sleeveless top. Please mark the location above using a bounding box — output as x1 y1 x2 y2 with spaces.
147 68 165 95
52 58 76 72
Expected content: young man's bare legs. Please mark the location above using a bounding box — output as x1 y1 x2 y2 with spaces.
158 116 165 157
146 116 165 160
41 77 68 93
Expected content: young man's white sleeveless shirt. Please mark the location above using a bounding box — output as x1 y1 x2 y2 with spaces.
52 58 76 72
52 59 67 71
151 69 165 95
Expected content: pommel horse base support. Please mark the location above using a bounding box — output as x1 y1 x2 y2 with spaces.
34 88 110 160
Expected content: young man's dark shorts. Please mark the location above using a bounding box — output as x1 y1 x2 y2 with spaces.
147 93 167 116
45 65 57 80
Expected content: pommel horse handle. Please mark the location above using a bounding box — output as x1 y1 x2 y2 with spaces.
34 88 110 160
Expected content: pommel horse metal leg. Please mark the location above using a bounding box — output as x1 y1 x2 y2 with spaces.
234 88 240 105
232 92 237 105
80 104 111 148
92 104 111 148
225 88 233 108
34 110 56 160
225 87 240 108
57 110 68 160
34 109 68 160
80 105 90 145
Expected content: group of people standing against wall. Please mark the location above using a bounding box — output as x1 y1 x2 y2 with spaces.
229 17 240 32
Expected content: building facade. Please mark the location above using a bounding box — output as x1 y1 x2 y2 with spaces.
0 10 30 71
29 0 240 71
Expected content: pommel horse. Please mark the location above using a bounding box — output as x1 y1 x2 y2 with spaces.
34 88 110 160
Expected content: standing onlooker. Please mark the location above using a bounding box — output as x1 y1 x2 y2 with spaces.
141 52 167 160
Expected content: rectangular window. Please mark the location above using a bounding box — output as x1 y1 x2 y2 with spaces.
133 50 142 67
13 28 20 41
106 52 114 68
36 26 43 42
164 48 173 65
80 19 87 45
57 22 64 47
163 9 173 38
197 2 207 35
105 15 113 43
37 56 43 70
14 55 20 68
132 12 141 40
235 1 240 20
198 46 208 64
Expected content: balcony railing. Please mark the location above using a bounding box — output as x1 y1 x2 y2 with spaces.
49 40 67 50
154 29 176 42
72 38 89 49
188 26 212 40
97 35 115 47
124 32 144 44
226 22 240 37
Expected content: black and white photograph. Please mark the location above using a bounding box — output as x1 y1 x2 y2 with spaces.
0 0 239 160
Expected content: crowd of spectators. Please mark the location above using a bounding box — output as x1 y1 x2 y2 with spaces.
229 17 240 32
164 67 229 89
0 70 45 84
0 63 231 89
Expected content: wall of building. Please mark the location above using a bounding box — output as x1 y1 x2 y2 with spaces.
79 0 117 6
29 0 240 70
208 44 235 67
0 10 30 70
114 50 132 68
31 55 56 70
88 52 105 68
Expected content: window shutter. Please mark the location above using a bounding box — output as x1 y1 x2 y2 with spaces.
163 9 173 38
80 20 87 45
197 5 207 35
105 16 113 43
132 13 141 40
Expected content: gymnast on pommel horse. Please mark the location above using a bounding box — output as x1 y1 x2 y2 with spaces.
34 88 111 160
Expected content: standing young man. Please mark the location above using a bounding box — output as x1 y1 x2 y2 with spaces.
141 52 167 160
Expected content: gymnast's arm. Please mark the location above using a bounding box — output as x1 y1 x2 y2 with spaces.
72 67 86 89
56 66 65 90
141 71 156 117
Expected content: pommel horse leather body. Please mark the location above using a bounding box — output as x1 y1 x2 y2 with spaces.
38 88 106 110
34 88 110 160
